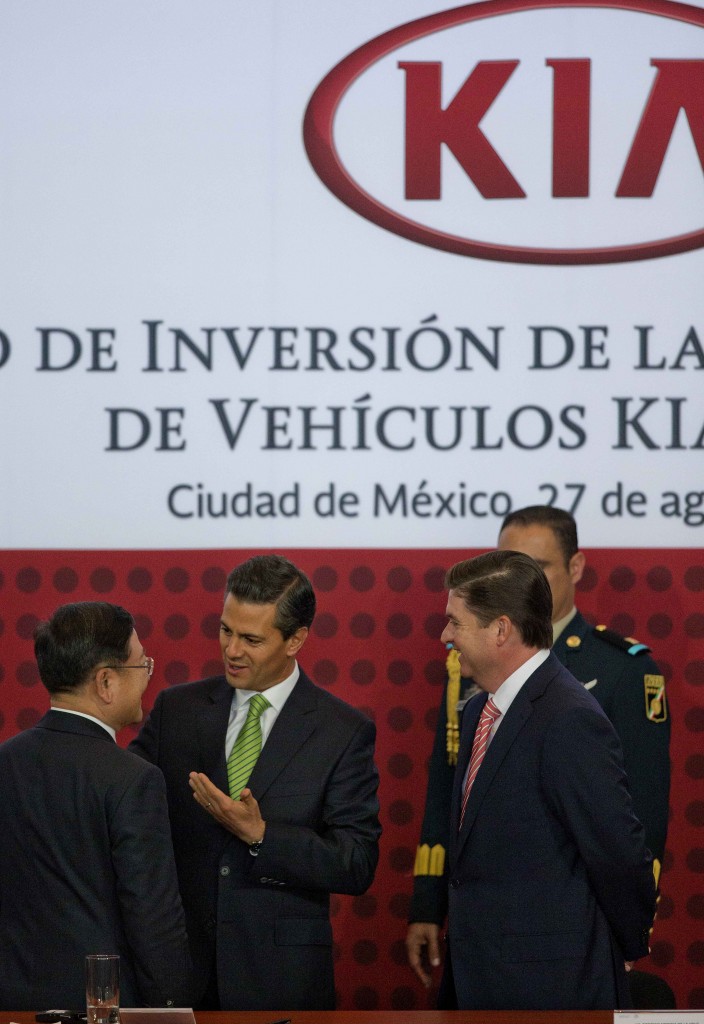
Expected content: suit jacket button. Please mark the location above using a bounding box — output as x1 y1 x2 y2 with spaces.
450 878 460 888
220 865 230 876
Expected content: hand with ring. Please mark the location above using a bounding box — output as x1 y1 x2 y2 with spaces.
189 771 266 845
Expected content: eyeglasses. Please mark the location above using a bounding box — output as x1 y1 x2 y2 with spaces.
105 656 155 678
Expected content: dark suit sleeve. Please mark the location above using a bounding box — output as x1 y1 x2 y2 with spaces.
109 760 192 1005
541 704 656 960
251 716 380 895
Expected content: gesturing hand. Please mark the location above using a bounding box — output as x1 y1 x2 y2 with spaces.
189 771 265 845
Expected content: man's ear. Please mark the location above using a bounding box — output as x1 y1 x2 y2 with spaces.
94 669 115 705
494 615 512 646
286 626 308 657
569 551 586 586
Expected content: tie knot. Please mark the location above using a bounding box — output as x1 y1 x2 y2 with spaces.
485 696 501 721
247 693 270 718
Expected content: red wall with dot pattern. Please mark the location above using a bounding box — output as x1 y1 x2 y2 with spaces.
1 548 702 1009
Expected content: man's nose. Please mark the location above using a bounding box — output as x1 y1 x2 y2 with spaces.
225 635 243 657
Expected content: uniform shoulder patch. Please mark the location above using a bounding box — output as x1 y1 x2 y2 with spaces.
645 674 668 722
593 624 651 656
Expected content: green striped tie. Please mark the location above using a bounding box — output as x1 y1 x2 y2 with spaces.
227 693 271 800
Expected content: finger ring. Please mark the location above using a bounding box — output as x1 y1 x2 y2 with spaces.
206 801 212 809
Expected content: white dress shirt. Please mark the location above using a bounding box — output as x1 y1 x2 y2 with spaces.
225 662 299 758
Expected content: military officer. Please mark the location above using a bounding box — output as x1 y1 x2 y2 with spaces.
407 505 670 989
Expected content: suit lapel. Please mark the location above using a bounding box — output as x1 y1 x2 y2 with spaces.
456 695 533 858
196 677 234 792
246 670 318 800
450 693 485 862
454 654 561 860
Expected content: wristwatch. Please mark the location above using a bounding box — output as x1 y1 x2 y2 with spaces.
248 836 265 857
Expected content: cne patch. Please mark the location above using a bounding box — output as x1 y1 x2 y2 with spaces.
644 674 668 723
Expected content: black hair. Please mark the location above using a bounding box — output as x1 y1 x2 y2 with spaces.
446 549 553 649
500 505 579 567
34 602 134 695
225 554 315 639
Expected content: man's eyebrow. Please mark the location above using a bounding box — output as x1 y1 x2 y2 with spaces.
221 622 265 641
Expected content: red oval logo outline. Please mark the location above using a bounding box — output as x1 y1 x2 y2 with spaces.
303 0 704 265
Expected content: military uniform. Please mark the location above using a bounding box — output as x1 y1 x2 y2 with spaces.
410 610 669 926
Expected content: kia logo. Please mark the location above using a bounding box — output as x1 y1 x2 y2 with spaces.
303 0 704 264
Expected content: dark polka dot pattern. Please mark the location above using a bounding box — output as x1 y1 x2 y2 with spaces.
423 612 446 639
132 614 153 640
17 613 40 639
165 567 190 593
350 566 375 592
350 660 376 686
386 613 412 639
16 567 42 593
352 894 377 919
53 567 79 593
388 660 412 686
609 565 636 591
423 566 446 592
313 565 338 592
90 567 116 593
350 613 375 638
127 567 153 593
313 658 338 688
201 567 226 593
424 659 447 686
387 566 412 592
577 565 598 592
388 892 410 920
312 611 338 639
0 547 701 1009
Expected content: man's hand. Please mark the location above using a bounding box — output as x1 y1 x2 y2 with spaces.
189 771 265 845
406 921 442 989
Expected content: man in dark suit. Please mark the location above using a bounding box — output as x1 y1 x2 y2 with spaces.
407 505 669 988
438 550 656 1010
130 554 381 1011
0 602 191 1011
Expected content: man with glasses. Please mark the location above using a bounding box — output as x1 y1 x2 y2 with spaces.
0 601 191 1011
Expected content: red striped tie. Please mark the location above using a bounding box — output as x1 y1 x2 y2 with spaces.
459 696 501 828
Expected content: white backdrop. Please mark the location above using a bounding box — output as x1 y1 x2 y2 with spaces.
1 0 702 549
